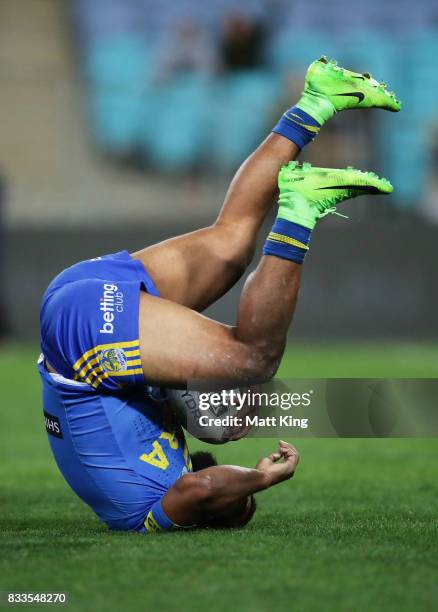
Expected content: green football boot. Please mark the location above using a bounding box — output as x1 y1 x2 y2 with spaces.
278 161 393 229
296 56 402 125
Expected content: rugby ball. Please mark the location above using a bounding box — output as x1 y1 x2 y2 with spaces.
166 388 256 444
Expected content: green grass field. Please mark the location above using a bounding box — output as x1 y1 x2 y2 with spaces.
1 344 437 612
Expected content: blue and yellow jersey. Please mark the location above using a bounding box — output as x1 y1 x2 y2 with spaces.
39 357 192 532
39 250 191 532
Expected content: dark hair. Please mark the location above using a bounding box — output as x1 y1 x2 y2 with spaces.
205 495 257 529
190 451 218 471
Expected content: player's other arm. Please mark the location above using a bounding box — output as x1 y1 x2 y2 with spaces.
162 441 300 528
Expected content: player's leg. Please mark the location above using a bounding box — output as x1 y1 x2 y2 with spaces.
137 259 300 386
133 134 300 312
133 57 401 312
138 165 393 387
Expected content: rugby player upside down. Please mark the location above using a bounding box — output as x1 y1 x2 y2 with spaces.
39 57 401 533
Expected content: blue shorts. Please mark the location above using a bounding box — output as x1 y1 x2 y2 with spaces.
39 251 192 532
40 251 158 393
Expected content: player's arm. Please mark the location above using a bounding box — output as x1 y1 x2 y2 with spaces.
161 440 300 527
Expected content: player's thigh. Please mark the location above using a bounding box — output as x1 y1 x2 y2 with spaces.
139 292 255 387
132 223 254 312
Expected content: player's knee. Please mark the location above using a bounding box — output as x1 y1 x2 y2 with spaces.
218 243 254 278
255 352 282 383
213 222 256 275
240 345 283 384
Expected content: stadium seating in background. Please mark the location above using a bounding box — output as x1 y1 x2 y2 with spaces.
71 0 438 207
211 71 279 172
86 35 154 155
338 31 397 81
146 74 212 173
144 71 279 174
84 34 155 85
274 0 438 36
269 31 338 72
72 0 143 46
408 31 438 120
381 30 438 202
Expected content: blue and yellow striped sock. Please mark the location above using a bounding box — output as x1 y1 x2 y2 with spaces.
263 218 311 265
272 106 321 149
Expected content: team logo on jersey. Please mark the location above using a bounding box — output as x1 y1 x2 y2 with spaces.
99 348 127 373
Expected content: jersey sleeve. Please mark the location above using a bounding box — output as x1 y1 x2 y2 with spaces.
143 498 179 533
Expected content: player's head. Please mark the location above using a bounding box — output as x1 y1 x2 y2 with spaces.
203 494 257 529
190 450 219 471
191 451 257 529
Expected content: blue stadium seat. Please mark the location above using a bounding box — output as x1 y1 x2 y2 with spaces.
212 109 266 171
380 30 438 205
85 34 156 155
269 31 339 72
88 87 145 155
380 120 428 204
211 71 279 171
338 31 397 82
406 30 438 119
85 34 155 86
224 72 279 107
146 75 212 172
73 0 144 46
